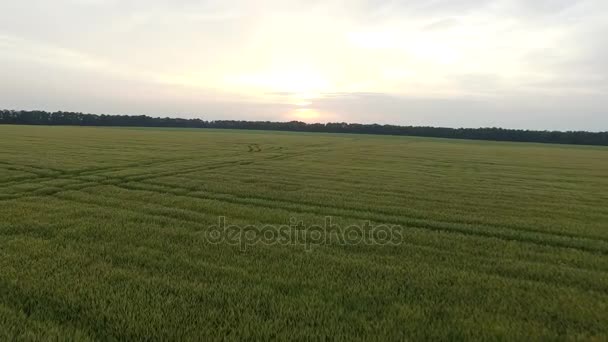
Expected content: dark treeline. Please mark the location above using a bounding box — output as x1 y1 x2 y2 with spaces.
2 109 607 146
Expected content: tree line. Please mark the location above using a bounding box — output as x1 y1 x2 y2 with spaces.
1 109 607 146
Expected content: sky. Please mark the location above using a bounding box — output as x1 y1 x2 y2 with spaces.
0 0 606 131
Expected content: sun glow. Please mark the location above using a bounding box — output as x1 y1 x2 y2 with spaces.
290 108 322 122
225 67 331 104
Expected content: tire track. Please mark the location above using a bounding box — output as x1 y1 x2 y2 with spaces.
51 187 608 293
115 181 608 256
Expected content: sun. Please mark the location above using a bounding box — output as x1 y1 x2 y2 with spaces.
291 108 322 122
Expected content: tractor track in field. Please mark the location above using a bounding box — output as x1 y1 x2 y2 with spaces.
111 181 608 256
28 170 604 258
50 189 608 293
0 157 196 187
4 141 606 256
134 178 608 244
0 145 327 201
3 147 608 255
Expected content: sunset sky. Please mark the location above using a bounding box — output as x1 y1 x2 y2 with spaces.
1 0 606 130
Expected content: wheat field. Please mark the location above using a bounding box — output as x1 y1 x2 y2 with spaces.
1 125 607 340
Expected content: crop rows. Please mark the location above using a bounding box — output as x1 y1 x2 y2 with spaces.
0 125 607 340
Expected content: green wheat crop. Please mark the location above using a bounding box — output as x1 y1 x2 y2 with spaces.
1 125 607 340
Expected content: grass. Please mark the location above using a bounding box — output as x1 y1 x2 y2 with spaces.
0 124 607 340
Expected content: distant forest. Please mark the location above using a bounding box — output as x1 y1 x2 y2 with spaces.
2 109 607 146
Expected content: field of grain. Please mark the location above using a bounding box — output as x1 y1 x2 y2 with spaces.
1 125 607 340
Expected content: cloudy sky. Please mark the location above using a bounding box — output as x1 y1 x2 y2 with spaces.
1 0 606 130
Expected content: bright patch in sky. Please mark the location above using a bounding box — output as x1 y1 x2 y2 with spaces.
291 108 323 122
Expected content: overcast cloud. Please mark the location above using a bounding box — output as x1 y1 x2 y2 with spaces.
0 0 606 130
